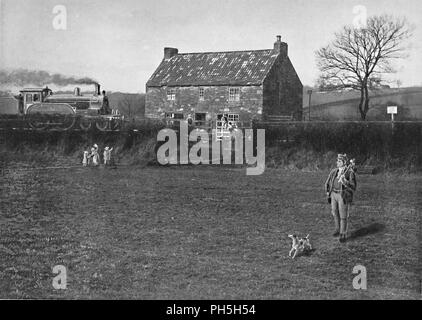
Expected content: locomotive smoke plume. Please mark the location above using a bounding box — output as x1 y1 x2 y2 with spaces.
0 69 98 87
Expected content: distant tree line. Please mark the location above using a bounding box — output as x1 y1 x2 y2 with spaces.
109 92 145 119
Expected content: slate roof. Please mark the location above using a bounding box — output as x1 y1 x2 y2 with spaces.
146 49 279 87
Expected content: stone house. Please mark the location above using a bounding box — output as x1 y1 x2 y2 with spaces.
145 36 303 125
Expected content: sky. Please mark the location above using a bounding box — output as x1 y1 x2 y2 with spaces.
0 0 421 93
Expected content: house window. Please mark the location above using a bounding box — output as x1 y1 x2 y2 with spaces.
217 113 239 128
229 88 240 101
227 114 239 122
167 89 176 101
25 94 33 102
165 112 184 119
194 112 207 126
199 87 204 101
194 113 207 122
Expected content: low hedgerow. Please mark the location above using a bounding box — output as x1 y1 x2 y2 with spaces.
258 122 422 170
1 121 420 171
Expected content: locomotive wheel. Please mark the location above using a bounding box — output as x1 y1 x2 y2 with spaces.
95 118 109 131
109 118 121 131
28 120 48 130
55 114 76 131
79 117 93 131
27 115 48 130
45 114 76 131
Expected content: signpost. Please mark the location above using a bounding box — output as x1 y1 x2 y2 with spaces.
387 106 397 131
307 90 313 121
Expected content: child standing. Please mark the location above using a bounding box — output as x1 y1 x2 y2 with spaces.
91 147 99 166
82 150 89 166
103 147 113 166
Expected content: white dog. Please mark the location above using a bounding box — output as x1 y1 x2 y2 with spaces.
288 234 312 259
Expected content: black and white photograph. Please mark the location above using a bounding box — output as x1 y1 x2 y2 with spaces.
0 0 421 304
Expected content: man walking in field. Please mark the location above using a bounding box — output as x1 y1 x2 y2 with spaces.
325 154 357 243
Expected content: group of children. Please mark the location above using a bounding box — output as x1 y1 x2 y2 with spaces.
82 143 114 167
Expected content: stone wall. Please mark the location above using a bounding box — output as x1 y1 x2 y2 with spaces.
263 56 303 120
146 50 303 121
146 85 263 122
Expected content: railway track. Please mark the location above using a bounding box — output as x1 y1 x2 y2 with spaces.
0 114 125 132
0 127 123 132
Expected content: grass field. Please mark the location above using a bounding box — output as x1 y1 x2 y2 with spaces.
0 163 420 299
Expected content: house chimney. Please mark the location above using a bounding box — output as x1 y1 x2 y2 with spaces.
164 47 178 60
273 35 288 57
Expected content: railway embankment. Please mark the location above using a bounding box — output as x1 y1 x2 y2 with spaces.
0 129 158 168
1 121 421 173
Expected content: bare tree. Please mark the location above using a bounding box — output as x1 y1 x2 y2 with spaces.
316 15 412 120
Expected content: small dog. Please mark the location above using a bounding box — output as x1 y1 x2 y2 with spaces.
288 234 312 259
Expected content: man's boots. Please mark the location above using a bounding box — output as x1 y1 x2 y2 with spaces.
339 218 348 243
333 215 340 237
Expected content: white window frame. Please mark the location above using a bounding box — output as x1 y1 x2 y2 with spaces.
165 112 184 119
229 87 240 102
167 89 176 101
217 113 239 127
227 114 239 122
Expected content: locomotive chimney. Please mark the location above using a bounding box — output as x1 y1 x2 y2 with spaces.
74 87 81 96
94 83 101 96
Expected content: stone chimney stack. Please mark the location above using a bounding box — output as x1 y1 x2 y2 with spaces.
273 35 288 57
164 47 178 60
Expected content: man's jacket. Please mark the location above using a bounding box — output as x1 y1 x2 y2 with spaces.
325 168 357 204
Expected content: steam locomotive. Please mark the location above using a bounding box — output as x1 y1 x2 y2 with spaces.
15 83 123 131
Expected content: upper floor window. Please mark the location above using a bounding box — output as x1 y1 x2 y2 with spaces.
229 87 240 101
167 89 176 101
199 87 204 101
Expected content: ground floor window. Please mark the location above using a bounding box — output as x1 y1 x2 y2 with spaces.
165 112 184 119
194 112 207 126
217 113 239 129
227 114 239 122
194 112 207 121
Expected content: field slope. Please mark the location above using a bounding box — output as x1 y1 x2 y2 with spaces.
0 165 420 299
